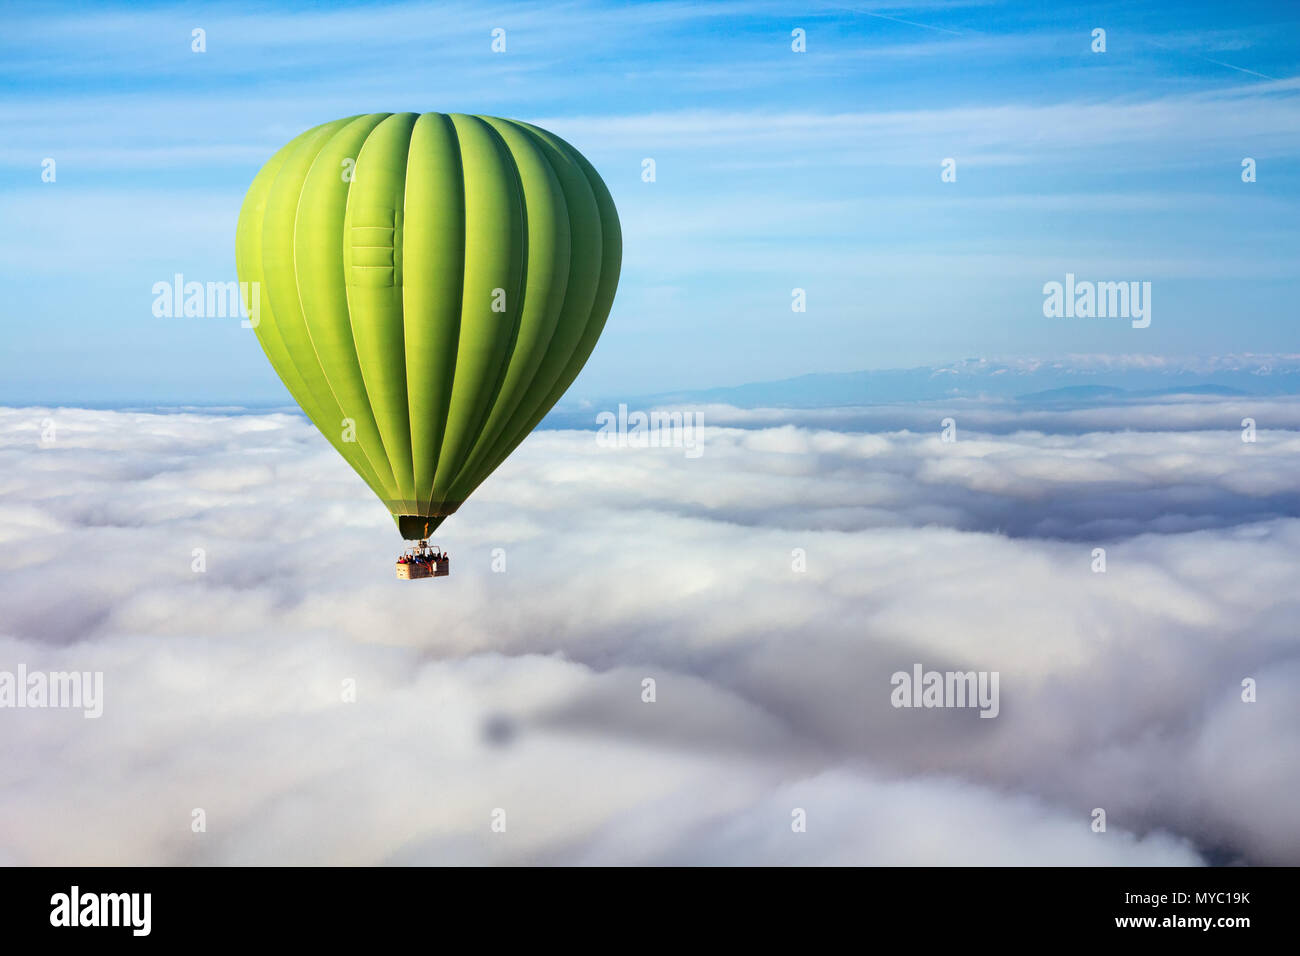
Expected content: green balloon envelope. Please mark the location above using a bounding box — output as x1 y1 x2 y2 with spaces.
236 113 621 539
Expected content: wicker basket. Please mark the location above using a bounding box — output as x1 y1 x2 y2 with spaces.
396 561 433 580
396 555 449 579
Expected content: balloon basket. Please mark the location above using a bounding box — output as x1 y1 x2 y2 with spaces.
395 540 449 580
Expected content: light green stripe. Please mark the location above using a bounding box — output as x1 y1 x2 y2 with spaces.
427 114 526 511
343 112 419 507
403 113 466 514
293 112 399 501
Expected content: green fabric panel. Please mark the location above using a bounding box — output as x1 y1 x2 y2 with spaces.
516 128 623 434
402 113 466 517
443 116 572 502
236 126 326 414
343 112 419 508
292 112 399 502
396 514 445 539
261 118 355 427
236 131 312 403
453 120 604 492
462 122 621 494
426 114 526 514
239 119 393 501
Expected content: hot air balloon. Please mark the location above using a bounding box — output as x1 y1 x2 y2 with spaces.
235 113 621 578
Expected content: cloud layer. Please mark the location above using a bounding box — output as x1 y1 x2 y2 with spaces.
1 401 1297 864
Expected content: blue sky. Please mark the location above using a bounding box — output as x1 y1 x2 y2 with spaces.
1 0 1298 403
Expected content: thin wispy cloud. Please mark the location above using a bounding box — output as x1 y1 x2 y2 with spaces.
2 2 1298 402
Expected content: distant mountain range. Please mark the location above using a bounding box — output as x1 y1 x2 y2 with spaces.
49 356 1300 419
624 358 1300 409
1013 384 1248 402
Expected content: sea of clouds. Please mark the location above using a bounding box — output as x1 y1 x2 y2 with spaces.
1 399 1297 865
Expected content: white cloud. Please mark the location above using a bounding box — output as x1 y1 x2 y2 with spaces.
0 402 1297 864
538 78 1300 165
